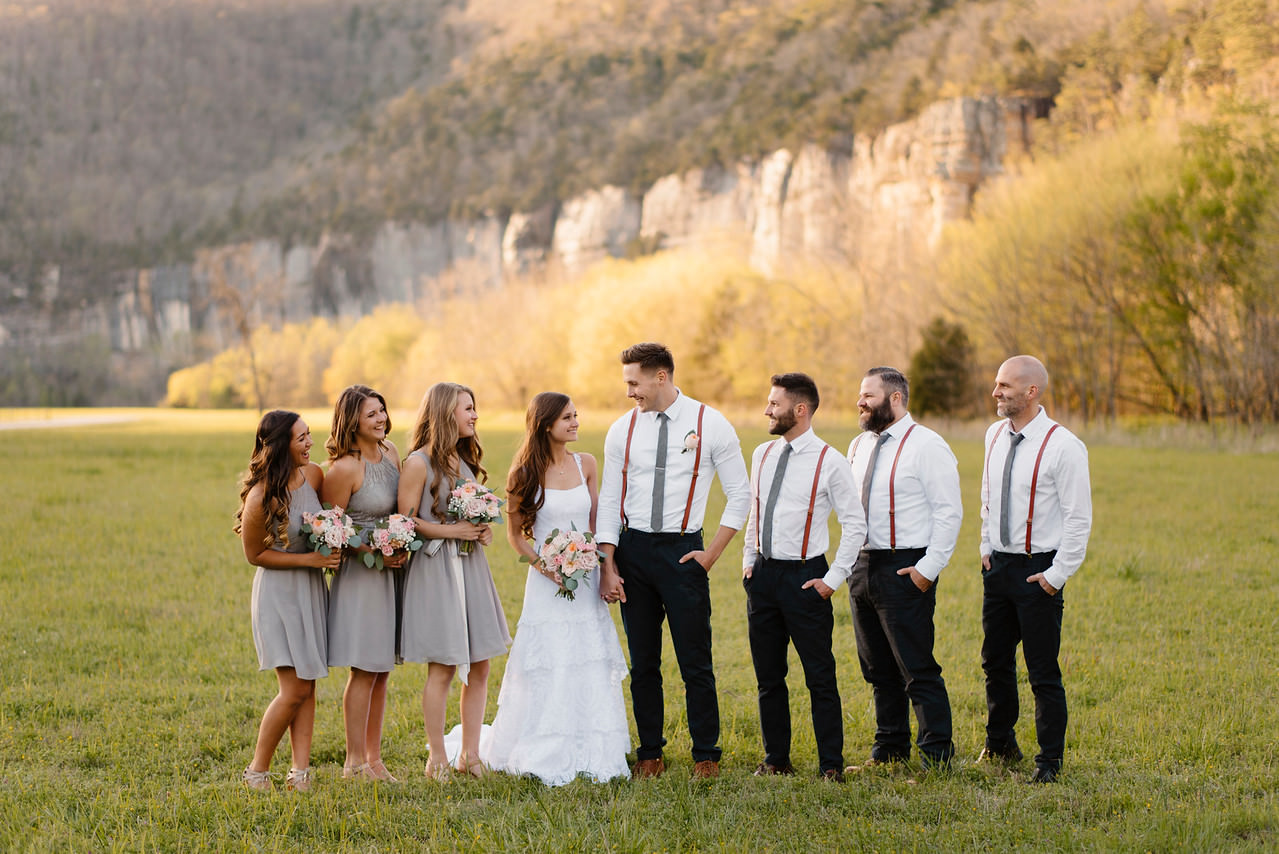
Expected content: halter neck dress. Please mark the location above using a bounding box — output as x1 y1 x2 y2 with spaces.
326 450 399 673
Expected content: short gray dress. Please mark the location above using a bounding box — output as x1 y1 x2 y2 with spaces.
400 454 511 666
327 451 399 673
250 479 329 681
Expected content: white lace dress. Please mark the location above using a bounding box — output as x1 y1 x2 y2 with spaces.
482 454 631 785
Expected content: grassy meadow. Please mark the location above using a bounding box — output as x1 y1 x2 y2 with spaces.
1 409 1277 851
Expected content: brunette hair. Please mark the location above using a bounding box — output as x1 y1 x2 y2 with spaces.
866 366 909 407
619 342 675 375
234 409 301 549
325 384 391 461
771 372 820 412
506 392 572 540
407 382 487 513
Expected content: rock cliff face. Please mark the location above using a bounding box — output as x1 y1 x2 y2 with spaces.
0 96 1035 388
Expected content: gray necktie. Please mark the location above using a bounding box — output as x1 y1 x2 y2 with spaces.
651 412 669 531
761 443 792 559
860 432 891 518
999 431 1026 547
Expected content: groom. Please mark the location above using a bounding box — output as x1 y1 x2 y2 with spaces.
597 342 751 779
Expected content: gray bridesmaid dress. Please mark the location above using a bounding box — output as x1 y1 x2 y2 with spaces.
400 454 511 665
326 451 399 672
250 479 329 681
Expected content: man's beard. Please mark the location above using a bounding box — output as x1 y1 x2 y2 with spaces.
859 399 895 434
769 407 797 436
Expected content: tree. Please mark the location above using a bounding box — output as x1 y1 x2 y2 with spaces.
908 317 973 417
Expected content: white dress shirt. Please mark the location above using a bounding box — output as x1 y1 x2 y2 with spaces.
597 390 751 546
980 406 1092 590
742 428 867 591
846 413 963 582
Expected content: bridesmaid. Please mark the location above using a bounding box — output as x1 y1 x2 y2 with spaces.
236 410 338 792
398 382 511 779
323 384 405 782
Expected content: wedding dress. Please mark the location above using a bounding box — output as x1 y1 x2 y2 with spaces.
481 453 631 785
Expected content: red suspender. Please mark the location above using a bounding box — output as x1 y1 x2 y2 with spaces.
754 441 831 559
887 424 917 550
983 422 1009 511
754 440 778 550
1025 424 1061 554
619 409 638 527
800 445 831 559
678 404 706 533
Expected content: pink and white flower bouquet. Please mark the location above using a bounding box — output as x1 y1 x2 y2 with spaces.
299 505 362 567
447 479 505 554
523 523 600 600
361 513 424 570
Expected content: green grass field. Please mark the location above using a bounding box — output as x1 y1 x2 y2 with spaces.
2 410 1277 851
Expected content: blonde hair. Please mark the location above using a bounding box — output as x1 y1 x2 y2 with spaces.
407 382 487 512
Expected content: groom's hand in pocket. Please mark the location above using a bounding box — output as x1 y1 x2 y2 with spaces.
679 551 712 573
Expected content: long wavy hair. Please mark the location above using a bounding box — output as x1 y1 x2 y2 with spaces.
234 409 301 549
325 384 391 462
506 392 572 540
407 382 487 514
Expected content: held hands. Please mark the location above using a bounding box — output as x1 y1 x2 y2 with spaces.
598 554 626 604
800 577 835 599
1027 572 1058 595
897 565 932 592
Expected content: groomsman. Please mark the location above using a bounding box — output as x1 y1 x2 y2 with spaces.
596 342 751 779
742 373 865 781
845 366 962 771
979 355 1091 783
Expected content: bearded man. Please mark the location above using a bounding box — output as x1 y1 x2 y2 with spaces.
844 366 963 772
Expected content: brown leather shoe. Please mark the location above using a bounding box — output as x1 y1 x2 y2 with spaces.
752 761 794 776
692 760 720 779
632 758 666 779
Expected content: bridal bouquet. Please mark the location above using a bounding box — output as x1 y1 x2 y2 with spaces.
448 479 504 554
361 513 424 570
525 523 599 601
299 505 361 567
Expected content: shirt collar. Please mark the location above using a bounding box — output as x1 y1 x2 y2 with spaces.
784 427 820 453
883 412 916 440
1008 406 1050 439
653 388 687 422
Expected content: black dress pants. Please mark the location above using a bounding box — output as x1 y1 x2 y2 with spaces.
848 547 954 762
616 528 721 762
982 550 1066 770
745 555 843 773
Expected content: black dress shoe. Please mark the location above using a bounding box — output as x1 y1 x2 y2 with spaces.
977 744 1024 765
819 768 845 783
1028 765 1059 784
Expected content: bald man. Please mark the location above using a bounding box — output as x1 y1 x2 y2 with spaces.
978 356 1092 783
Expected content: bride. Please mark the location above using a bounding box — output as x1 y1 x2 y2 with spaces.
486 392 631 785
